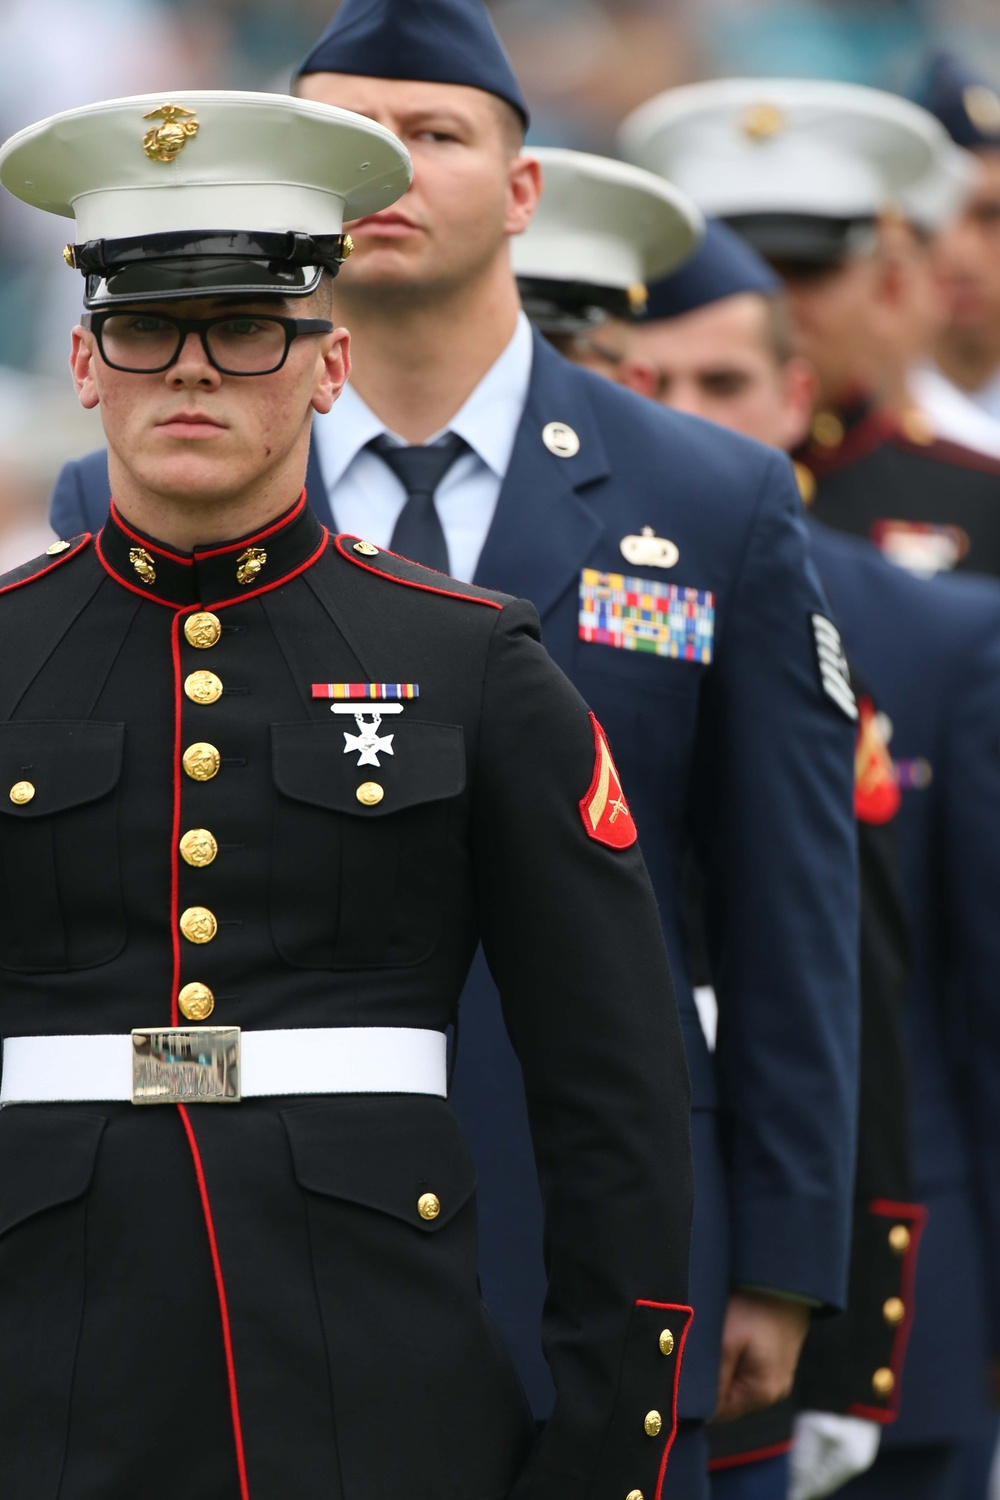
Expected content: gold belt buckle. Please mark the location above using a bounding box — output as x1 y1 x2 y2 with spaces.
131 1027 241 1105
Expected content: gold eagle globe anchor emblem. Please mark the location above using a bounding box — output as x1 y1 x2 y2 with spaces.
142 104 200 164
236 547 267 586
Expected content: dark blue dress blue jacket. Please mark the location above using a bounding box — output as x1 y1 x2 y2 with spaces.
50 332 861 1422
808 520 1000 1445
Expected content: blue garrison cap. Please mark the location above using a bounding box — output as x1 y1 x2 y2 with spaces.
643 218 780 323
919 52 1000 151
295 0 529 128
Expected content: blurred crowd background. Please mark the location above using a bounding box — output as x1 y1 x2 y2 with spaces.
2 0 1000 566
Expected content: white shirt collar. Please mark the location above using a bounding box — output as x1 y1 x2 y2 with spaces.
314 311 534 491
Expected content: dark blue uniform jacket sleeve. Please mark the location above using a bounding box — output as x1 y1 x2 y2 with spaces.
693 453 861 1303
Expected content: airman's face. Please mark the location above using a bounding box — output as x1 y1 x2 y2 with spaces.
295 75 539 300
69 293 349 508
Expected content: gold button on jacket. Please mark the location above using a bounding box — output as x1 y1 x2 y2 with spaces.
643 1411 662 1437
888 1225 911 1255
184 670 223 705
417 1193 441 1221
872 1367 895 1397
356 781 384 807
658 1328 675 1357
179 906 218 944
179 829 218 868
184 612 222 649
9 780 35 805
883 1297 905 1326
178 982 215 1021
182 742 221 781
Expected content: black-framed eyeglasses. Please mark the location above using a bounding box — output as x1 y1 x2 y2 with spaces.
81 311 335 376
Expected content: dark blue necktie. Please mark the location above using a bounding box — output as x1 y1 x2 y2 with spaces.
368 432 468 574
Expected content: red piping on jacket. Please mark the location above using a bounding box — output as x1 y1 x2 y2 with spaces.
177 1105 250 1500
848 1199 928 1425
196 491 307 557
110 502 195 564
109 492 307 562
634 1300 694 1500
334 534 503 609
892 431 1000 476
708 1439 794 1473
0 534 91 594
172 614 249 1494
95 531 180 608
96 527 328 611
169 613 184 1025
205 530 328 612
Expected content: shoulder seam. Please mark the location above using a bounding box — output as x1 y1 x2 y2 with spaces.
0 534 92 596
332 534 504 611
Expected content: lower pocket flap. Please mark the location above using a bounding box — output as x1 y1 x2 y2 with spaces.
282 1096 476 1230
0 1106 106 1236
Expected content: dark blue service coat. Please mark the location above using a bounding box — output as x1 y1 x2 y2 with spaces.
49 332 861 1422
809 520 1000 1445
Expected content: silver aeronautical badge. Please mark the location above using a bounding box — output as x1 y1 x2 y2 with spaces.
342 710 395 768
620 526 680 569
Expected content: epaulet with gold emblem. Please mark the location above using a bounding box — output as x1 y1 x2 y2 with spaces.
0 533 92 597
333 534 512 611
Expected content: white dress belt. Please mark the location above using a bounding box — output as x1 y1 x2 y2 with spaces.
0 1027 448 1105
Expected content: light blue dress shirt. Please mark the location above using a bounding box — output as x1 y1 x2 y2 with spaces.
311 312 534 584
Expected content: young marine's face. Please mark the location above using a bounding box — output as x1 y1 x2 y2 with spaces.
770 255 886 408
619 293 815 451
294 75 539 299
69 293 349 508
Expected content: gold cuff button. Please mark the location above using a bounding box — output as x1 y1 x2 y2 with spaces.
888 1225 911 1255
182 742 221 781
185 670 223 705
872 1367 895 1397
883 1297 905 1326
417 1192 441 1221
626 1491 645 1500
356 782 384 807
180 906 218 944
184 611 222 649
180 829 218 868
178 982 215 1021
643 1411 663 1438
658 1328 675 1357
9 780 35 805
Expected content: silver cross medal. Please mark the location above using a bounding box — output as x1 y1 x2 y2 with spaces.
333 703 404 767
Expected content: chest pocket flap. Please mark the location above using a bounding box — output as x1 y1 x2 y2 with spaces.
0 721 124 818
282 1096 476 1231
272 720 465 817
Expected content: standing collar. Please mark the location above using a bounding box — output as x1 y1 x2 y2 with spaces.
96 491 327 609
314 311 534 487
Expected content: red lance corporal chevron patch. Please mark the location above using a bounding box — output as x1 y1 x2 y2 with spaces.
579 713 637 849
